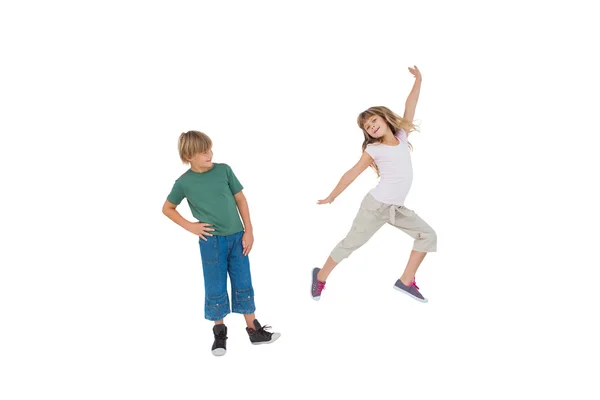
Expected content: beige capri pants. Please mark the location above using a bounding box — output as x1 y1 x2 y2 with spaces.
330 193 437 263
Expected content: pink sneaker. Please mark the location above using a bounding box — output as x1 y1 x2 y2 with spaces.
393 279 428 303
311 268 326 301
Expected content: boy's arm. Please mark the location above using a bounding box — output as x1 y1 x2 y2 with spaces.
318 151 373 204
403 65 422 126
233 191 253 233
162 200 191 229
162 200 214 241
234 191 253 255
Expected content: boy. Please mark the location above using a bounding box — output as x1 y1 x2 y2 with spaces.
162 130 280 356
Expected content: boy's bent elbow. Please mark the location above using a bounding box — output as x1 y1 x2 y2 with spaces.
162 201 176 215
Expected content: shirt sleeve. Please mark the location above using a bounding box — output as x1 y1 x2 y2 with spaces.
395 128 408 142
166 179 185 205
225 164 244 195
365 145 377 159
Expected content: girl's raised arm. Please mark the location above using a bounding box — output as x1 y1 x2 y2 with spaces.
403 65 422 126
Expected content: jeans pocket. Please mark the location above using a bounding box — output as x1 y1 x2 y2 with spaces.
205 293 229 320
234 287 255 311
199 237 218 265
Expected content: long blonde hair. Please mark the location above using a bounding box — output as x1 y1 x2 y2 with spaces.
357 106 419 176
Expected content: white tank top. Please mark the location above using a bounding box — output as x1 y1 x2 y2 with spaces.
364 129 413 206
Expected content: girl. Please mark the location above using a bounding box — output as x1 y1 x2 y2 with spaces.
312 65 437 303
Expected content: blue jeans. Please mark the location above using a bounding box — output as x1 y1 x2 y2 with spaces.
199 231 256 321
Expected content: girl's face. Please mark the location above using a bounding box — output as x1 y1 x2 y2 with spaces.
363 114 391 138
188 148 213 170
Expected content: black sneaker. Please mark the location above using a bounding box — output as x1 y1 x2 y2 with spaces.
212 324 227 356
246 319 281 345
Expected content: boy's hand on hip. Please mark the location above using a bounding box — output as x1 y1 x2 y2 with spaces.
242 231 254 256
187 222 214 241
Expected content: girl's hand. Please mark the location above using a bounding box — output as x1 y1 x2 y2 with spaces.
317 197 334 205
408 65 421 80
242 230 254 256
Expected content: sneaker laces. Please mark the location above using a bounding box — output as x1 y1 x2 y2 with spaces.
214 332 227 348
257 324 273 333
317 281 326 292
406 279 419 290
248 323 273 339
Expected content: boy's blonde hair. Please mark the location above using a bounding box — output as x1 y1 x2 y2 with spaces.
178 130 212 163
357 106 419 176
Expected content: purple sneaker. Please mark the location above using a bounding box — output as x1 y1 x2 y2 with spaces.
393 279 428 303
311 268 326 301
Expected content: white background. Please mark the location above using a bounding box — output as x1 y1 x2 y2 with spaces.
1 0 599 399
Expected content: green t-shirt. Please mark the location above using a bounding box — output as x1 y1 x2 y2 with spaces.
167 163 244 236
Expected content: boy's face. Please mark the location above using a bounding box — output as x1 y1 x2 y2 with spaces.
188 148 213 170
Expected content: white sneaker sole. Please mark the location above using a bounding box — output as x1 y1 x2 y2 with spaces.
393 285 428 303
212 348 226 356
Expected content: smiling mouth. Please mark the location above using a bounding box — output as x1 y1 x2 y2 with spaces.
374 127 380 134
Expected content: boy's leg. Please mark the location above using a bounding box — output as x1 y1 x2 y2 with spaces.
199 235 230 322
242 313 256 329
200 235 230 355
227 232 256 327
228 232 280 344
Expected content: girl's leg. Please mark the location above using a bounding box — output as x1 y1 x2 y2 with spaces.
320 194 387 282
388 206 437 283
316 256 338 282
399 250 427 285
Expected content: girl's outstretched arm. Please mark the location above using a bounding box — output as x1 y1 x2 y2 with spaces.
403 65 422 125
317 151 374 204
